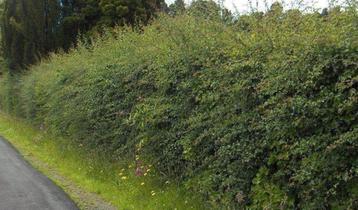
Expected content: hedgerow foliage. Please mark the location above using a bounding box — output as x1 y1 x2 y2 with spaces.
1 6 357 209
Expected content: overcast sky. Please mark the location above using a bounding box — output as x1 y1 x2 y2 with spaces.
165 0 333 13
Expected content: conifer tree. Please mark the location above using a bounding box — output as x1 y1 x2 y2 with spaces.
1 0 167 71
2 0 62 71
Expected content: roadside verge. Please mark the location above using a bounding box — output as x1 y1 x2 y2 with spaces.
0 113 203 210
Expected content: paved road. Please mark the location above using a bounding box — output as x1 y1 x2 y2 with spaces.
0 137 78 210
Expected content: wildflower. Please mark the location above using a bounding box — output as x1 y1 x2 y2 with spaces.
121 168 125 172
119 172 123 176
141 182 145 186
146 168 151 172
121 176 128 180
165 181 170 184
151 192 156 196
135 167 144 176
144 173 148 176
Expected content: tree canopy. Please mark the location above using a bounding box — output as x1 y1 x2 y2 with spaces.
1 0 166 72
2 0 62 71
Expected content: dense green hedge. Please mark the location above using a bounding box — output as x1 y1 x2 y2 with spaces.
1 7 357 209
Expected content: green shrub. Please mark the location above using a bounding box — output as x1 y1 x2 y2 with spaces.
1 7 357 209
0 73 22 115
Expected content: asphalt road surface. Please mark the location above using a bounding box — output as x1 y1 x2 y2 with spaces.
0 137 78 210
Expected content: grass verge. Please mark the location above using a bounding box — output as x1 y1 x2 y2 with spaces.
0 112 205 210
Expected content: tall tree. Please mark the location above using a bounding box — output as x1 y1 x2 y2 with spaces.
61 0 167 48
1 0 167 71
169 0 186 16
0 0 5 75
188 0 233 23
2 0 62 71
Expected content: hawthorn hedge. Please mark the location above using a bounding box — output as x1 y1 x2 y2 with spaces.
1 7 357 209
